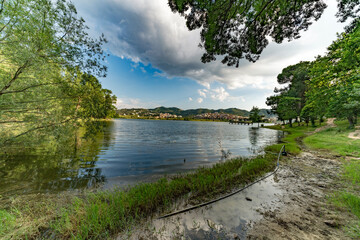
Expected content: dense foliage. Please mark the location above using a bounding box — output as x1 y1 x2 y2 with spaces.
267 22 360 127
266 61 311 126
0 0 116 146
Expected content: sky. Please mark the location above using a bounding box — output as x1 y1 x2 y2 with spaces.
73 0 348 111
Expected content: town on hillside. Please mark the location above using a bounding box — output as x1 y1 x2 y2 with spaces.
116 107 276 122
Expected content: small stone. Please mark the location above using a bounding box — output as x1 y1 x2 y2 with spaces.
245 197 252 201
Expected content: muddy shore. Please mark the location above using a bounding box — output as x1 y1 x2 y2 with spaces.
117 146 355 239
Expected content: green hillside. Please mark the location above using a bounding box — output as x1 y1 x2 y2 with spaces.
117 107 276 118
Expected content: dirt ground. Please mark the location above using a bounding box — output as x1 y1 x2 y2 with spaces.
247 150 351 240
348 125 360 140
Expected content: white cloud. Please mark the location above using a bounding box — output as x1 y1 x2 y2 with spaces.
197 98 203 103
140 67 146 73
116 98 158 109
198 89 207 98
188 97 193 101
210 87 230 102
75 0 347 93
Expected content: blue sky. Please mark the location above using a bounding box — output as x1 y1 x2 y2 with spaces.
74 0 347 111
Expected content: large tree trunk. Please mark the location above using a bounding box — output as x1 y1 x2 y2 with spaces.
289 118 293 128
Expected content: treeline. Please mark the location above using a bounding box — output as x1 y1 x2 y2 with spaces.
0 0 117 145
117 107 275 118
267 21 360 128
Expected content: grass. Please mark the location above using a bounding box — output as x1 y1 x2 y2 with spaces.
0 153 278 239
0 209 17 237
264 123 317 155
304 120 360 157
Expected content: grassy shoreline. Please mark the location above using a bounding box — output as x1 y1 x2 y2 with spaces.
0 126 290 239
116 116 262 124
4 121 356 239
1 154 281 239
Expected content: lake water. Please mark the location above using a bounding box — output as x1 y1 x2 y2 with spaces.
0 119 283 197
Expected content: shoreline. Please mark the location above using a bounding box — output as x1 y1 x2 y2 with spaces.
2 120 359 239
0 125 287 239
115 116 268 124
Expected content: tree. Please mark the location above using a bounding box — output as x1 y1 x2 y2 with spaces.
0 0 108 145
306 21 360 127
169 0 360 66
249 106 263 127
266 61 310 126
74 73 118 119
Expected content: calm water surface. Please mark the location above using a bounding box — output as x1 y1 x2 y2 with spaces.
0 119 283 196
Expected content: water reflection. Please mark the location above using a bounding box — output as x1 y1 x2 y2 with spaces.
1 120 283 197
248 127 260 146
0 121 113 196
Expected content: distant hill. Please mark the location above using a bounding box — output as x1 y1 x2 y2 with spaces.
117 107 276 118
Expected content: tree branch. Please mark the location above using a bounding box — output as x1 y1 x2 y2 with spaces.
1 117 77 145
0 82 60 95
0 0 5 15
0 120 26 124
0 60 30 96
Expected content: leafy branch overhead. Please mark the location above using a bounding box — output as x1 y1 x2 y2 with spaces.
168 0 359 66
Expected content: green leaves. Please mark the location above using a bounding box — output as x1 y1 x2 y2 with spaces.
249 106 263 124
0 0 111 146
169 0 327 66
306 22 360 126
266 62 310 125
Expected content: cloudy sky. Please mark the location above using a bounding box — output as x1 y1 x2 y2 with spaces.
74 0 347 111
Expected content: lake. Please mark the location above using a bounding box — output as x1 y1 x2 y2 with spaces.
0 119 283 197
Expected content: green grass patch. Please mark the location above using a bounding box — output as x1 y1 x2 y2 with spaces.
344 159 360 185
264 124 316 155
332 192 360 218
332 191 360 238
304 120 360 157
0 209 17 237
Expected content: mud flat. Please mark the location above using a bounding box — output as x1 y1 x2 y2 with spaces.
118 149 354 239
